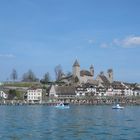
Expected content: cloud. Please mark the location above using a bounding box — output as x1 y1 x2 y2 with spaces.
122 36 140 47
99 35 140 49
114 36 140 48
0 54 15 58
88 39 95 44
100 43 110 48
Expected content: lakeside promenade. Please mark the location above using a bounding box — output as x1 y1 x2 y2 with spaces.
1 96 140 106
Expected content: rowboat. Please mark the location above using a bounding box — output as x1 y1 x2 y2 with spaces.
112 104 124 109
55 102 70 109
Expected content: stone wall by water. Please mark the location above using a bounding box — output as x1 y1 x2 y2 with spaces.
1 96 140 105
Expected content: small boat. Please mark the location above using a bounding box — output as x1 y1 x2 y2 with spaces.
55 102 70 109
112 104 124 109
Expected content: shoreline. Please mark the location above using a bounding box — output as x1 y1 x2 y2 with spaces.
1 96 140 105
0 101 140 106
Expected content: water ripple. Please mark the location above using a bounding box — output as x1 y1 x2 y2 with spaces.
0 105 140 140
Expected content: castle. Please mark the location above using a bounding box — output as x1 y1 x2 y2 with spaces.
50 60 140 98
72 60 94 83
60 60 113 86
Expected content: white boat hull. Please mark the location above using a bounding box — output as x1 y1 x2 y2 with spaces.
55 105 70 109
55 102 70 109
112 104 124 109
112 106 124 109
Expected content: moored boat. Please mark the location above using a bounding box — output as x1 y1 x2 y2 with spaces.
112 104 124 109
55 102 70 109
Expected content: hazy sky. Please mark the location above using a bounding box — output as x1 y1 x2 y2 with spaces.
0 0 140 82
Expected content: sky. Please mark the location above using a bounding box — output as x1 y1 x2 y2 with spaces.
0 0 140 83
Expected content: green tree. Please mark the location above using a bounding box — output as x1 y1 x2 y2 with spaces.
9 89 22 100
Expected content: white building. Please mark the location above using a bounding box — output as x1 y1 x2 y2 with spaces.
96 87 106 96
49 85 58 97
75 86 87 96
106 88 114 96
133 87 140 96
75 84 97 96
27 88 42 103
0 91 8 99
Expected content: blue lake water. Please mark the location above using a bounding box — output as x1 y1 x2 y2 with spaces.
0 105 140 140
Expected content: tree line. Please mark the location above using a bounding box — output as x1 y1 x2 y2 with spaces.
10 65 72 84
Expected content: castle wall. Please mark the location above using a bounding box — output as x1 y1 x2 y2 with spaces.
80 76 93 83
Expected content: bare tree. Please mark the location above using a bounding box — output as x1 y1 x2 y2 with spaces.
44 72 51 82
10 69 18 81
54 65 63 81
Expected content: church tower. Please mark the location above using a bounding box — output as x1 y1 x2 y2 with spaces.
72 60 80 79
107 69 113 83
90 64 94 77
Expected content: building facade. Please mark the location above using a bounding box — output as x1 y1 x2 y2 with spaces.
0 91 8 99
27 88 42 103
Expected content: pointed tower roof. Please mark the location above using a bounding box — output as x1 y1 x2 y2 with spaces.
107 69 113 73
90 64 94 69
73 59 80 67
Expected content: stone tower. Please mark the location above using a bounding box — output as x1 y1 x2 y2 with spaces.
107 69 113 83
72 60 80 79
90 64 94 77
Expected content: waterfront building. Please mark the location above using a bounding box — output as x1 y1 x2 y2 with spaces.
27 88 42 103
96 86 106 96
111 81 134 96
111 81 125 96
133 86 140 96
49 85 58 97
85 84 97 96
106 88 114 96
75 86 87 96
0 90 8 99
49 83 98 97
49 85 76 98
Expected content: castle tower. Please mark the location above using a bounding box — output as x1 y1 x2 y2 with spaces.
107 69 113 83
90 64 94 77
72 60 80 79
